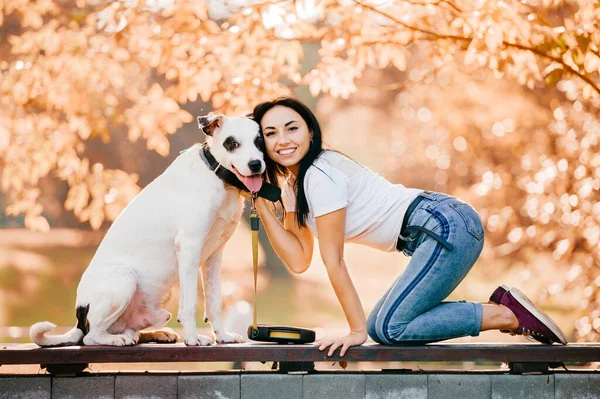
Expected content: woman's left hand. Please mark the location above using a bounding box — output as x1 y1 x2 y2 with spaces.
315 331 367 357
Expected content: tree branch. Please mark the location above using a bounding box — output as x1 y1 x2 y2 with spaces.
353 0 458 39
358 63 450 91
352 0 600 96
506 41 600 96
399 0 462 14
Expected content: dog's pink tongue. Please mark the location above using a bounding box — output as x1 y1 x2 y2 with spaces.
241 175 263 193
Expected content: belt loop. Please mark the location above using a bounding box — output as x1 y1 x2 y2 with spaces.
396 191 455 252
397 232 416 243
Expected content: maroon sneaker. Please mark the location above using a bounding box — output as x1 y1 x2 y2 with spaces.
488 285 513 334
489 285 554 344
498 288 568 345
489 285 509 304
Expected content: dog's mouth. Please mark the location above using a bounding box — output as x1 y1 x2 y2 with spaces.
231 165 263 193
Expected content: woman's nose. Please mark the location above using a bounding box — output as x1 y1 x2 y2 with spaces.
277 131 291 144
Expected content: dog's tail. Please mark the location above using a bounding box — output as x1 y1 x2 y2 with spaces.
30 304 89 347
29 322 84 347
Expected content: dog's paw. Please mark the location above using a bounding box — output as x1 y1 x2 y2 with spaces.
154 330 179 343
184 334 214 346
121 334 138 346
83 333 138 346
124 330 141 343
215 331 246 344
139 330 179 344
104 334 137 346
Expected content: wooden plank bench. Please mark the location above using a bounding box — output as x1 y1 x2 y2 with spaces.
2 343 599 375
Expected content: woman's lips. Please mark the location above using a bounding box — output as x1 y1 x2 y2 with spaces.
277 148 297 158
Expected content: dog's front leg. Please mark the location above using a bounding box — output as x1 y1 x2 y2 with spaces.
176 232 213 346
202 248 245 344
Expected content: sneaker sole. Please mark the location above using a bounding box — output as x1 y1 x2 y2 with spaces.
509 288 568 344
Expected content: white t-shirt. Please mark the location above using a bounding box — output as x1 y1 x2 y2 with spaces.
282 150 423 252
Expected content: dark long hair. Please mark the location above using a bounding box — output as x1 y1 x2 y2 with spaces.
251 97 324 227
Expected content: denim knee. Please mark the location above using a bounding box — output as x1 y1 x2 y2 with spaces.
366 310 384 344
368 312 411 344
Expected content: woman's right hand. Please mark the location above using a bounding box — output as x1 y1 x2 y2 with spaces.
239 190 252 201
250 194 314 274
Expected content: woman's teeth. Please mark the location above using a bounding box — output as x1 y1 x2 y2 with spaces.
279 148 296 155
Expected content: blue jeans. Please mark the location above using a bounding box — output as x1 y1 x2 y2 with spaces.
367 191 485 344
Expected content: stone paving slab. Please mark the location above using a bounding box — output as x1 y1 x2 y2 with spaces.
365 374 427 399
3 371 600 398
428 374 491 399
0 377 51 399
303 374 365 399
179 374 240 399
555 374 591 399
115 375 177 399
589 374 600 398
491 374 554 399
241 374 302 399
52 376 114 399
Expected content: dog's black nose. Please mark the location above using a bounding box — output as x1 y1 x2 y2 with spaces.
248 160 262 173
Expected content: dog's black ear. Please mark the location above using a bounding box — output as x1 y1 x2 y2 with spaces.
197 114 223 136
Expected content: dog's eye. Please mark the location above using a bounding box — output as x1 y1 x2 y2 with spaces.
254 135 264 148
223 137 240 152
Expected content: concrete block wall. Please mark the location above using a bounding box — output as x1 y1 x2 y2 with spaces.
1 372 599 399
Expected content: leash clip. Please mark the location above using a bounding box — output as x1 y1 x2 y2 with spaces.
250 192 259 231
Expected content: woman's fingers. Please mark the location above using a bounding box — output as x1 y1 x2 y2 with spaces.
317 335 363 357
340 342 351 357
328 341 343 357
318 340 334 351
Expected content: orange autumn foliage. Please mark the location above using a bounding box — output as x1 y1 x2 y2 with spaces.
1 0 599 341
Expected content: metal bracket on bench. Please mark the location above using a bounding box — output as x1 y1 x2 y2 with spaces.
276 361 315 373
508 362 564 374
41 363 89 376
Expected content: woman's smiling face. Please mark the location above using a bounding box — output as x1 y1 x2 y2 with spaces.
260 105 313 175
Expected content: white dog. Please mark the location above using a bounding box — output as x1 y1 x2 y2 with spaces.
30 114 265 346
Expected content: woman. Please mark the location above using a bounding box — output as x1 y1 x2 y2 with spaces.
247 97 567 357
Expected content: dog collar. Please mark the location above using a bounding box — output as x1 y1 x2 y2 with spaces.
198 143 281 202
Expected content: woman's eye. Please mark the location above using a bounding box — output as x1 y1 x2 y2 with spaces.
289 126 297 131
264 131 275 137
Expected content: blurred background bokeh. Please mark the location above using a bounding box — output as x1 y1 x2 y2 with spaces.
1 0 599 371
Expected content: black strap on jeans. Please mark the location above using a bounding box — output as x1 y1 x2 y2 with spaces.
396 192 455 252
399 225 455 252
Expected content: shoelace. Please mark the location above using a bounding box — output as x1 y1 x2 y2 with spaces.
502 326 552 343
506 328 542 337
515 327 545 338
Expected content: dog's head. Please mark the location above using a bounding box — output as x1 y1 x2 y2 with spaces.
197 114 265 192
